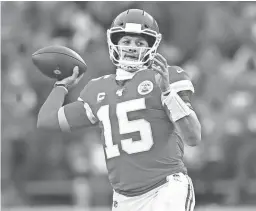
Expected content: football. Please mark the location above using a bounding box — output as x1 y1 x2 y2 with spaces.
32 46 87 80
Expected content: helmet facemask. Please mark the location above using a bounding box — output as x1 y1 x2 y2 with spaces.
107 23 162 71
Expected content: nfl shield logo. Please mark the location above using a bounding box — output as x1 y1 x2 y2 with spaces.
116 89 124 96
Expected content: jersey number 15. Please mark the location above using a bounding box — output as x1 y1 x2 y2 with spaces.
97 98 154 159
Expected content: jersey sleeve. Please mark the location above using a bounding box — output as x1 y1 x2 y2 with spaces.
161 66 195 122
168 66 194 105
168 66 194 94
77 81 99 124
58 82 98 132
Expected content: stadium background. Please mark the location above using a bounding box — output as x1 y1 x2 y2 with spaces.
1 1 256 211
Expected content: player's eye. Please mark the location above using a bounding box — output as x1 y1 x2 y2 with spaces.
122 40 130 45
137 41 148 47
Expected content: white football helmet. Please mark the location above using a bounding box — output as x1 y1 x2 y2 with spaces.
107 9 162 71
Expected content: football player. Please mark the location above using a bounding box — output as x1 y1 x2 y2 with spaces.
38 9 201 211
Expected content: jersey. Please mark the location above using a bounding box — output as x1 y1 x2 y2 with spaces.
76 66 194 196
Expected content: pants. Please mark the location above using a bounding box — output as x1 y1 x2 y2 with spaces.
112 173 195 211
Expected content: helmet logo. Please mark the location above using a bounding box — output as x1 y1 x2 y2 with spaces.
107 9 162 70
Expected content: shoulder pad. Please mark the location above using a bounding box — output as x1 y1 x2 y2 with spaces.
78 80 94 103
168 66 194 93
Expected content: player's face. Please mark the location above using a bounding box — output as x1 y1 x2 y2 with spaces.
117 35 149 65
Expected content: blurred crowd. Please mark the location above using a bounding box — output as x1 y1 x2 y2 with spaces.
1 1 256 208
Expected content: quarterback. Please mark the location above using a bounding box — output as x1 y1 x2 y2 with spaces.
38 9 201 211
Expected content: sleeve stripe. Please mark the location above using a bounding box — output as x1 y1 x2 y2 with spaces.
84 103 97 124
170 80 194 93
77 97 97 124
58 107 71 132
77 97 84 102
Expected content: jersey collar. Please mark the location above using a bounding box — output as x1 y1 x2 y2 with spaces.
115 67 147 81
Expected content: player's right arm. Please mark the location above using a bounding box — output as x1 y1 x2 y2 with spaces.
37 67 98 132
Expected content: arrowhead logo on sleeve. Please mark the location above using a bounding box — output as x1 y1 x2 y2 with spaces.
97 92 106 102
176 67 184 73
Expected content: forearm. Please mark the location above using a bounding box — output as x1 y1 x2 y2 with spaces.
174 110 201 146
162 89 201 146
37 86 68 130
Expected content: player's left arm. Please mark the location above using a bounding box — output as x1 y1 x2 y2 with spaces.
162 89 201 147
152 54 201 146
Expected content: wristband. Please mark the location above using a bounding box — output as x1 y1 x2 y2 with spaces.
162 85 171 96
162 89 192 122
54 83 68 94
